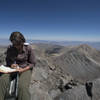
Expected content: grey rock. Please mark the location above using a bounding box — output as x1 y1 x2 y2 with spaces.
1 44 100 100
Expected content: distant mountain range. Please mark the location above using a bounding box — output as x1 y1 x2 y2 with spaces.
0 38 100 50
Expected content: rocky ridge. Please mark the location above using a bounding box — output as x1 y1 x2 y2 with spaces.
0 43 100 100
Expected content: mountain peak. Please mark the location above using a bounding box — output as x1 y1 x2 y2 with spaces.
76 44 96 53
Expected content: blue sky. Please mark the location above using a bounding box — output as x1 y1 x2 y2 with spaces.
0 0 100 41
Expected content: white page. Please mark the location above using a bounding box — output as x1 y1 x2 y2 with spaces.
0 65 16 72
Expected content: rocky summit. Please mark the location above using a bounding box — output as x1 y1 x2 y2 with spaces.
0 43 100 100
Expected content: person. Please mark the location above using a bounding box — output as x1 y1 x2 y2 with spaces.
0 31 36 100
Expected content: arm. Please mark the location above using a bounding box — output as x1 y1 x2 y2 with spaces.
18 66 30 73
27 45 36 69
18 45 36 73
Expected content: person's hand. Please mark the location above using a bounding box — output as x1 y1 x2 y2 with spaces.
11 64 18 69
17 66 30 73
17 67 24 73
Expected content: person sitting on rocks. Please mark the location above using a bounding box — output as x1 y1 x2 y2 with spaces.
0 31 36 100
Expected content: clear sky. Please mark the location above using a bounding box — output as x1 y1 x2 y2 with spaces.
0 0 100 41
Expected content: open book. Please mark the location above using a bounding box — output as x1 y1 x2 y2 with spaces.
0 65 17 73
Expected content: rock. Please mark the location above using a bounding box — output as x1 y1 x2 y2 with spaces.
92 78 100 100
1 44 100 100
30 82 52 100
54 85 91 100
54 78 100 100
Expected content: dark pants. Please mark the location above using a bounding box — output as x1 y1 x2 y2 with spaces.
0 70 32 100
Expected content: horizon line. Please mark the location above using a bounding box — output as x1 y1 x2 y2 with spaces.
0 38 100 43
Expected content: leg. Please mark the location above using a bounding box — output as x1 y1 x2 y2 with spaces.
0 74 10 100
18 70 32 100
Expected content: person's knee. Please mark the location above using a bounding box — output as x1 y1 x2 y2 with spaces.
0 75 9 85
0 77 7 84
19 83 29 91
